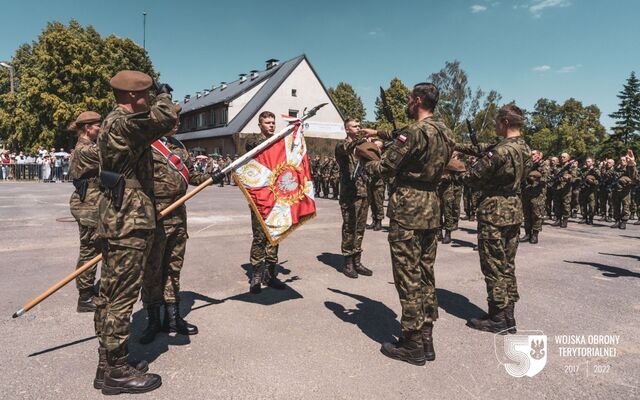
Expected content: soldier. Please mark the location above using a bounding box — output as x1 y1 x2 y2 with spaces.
245 111 287 293
330 156 340 199
364 82 454 365
462 156 478 221
68 111 103 312
366 141 386 231
335 118 374 279
551 153 578 228
578 158 600 225
461 104 532 334
224 154 232 185
320 155 332 198
93 71 177 394
520 150 550 244
545 156 559 219
139 104 213 344
571 160 581 218
599 159 616 221
438 155 465 244
311 154 321 197
610 151 637 229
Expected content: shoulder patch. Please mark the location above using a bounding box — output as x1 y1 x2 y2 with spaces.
398 134 407 143
487 151 493 159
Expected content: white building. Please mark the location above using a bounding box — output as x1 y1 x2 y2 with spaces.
175 55 345 156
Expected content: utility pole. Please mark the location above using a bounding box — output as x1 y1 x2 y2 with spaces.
143 12 147 50
0 62 14 94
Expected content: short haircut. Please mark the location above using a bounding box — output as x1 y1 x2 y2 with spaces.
344 117 359 127
259 111 275 122
496 104 525 129
412 83 439 112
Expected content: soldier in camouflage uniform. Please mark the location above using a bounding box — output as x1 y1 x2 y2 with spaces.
319 155 332 198
520 150 550 244
68 111 103 313
570 160 581 218
460 104 532 335
599 159 616 221
311 155 321 197
578 158 600 225
545 157 559 219
366 146 386 231
462 156 478 221
335 118 374 279
94 71 177 394
551 153 579 228
610 152 637 229
330 156 340 199
139 104 212 344
364 83 454 365
245 111 287 294
437 156 464 244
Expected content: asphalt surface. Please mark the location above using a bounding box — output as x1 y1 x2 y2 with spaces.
0 182 638 399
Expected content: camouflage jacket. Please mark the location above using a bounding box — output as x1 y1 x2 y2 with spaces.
366 116 455 230
335 137 368 200
462 136 532 227
96 93 177 239
552 162 579 190
153 136 210 225
581 166 600 188
320 160 333 178
69 137 100 227
523 160 551 192
310 159 321 178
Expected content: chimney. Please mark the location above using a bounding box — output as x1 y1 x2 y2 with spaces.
196 91 202 99
239 73 247 83
203 88 210 96
265 58 279 70
250 70 259 80
220 82 227 91
184 94 191 103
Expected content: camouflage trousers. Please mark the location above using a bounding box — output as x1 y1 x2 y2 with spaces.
388 220 439 331
611 188 632 221
463 185 477 217
340 196 368 256
368 181 385 221
75 223 101 291
321 177 331 198
94 230 154 353
439 185 462 230
545 187 554 217
522 187 546 232
313 176 322 196
250 211 279 267
598 189 612 216
571 186 580 212
553 185 572 219
141 221 188 306
477 222 520 309
331 178 340 199
579 187 597 217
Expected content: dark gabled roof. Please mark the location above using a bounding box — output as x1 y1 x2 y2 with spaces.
176 55 306 141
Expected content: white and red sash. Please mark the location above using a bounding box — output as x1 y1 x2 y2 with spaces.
151 139 189 184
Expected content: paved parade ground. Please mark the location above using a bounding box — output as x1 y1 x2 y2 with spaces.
0 182 638 399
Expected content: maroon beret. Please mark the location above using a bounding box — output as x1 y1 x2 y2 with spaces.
110 70 153 91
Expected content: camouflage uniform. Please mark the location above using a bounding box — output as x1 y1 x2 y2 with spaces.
367 174 385 223
69 137 102 292
578 166 600 222
552 162 579 223
522 160 551 234
438 171 463 231
366 117 454 331
335 138 369 257
462 137 532 310
330 157 340 199
462 159 478 219
311 157 321 197
610 165 636 224
320 158 332 198
141 136 210 307
94 94 177 353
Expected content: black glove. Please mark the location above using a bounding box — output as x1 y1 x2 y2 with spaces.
153 79 173 95
211 170 225 184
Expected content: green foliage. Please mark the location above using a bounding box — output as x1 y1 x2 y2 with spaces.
609 71 640 145
373 77 410 132
0 20 156 151
327 82 366 122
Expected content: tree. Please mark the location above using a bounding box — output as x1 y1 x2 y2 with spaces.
374 77 411 132
327 82 366 122
609 71 640 145
0 20 156 151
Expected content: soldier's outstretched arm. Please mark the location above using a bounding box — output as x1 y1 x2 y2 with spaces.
364 129 415 179
462 152 503 189
117 93 177 146
454 142 493 157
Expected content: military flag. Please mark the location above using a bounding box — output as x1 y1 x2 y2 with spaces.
232 117 316 244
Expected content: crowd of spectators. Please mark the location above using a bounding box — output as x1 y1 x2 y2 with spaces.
0 147 72 182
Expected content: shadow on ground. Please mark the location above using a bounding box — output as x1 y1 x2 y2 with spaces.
436 288 486 321
317 253 342 272
564 260 640 279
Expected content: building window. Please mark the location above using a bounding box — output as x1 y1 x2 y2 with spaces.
291 89 297 97
288 109 299 118
197 113 205 128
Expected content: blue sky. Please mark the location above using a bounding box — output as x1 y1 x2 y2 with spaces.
1 0 638 130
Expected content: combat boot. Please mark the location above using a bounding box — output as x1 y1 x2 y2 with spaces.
353 252 372 276
101 348 161 395
264 263 287 290
139 304 162 344
467 303 508 334
380 330 426 366
373 220 383 231
610 220 620 229
436 229 443 241
560 217 568 228
619 220 627 230
504 304 517 334
529 230 539 244
634 219 640 225
366 220 376 230
342 255 358 279
250 263 265 294
162 302 198 335
77 287 97 313
94 347 149 389
421 323 436 361
551 218 562 227
519 229 531 243
441 230 452 244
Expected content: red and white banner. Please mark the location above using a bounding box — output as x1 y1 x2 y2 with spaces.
232 119 316 244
